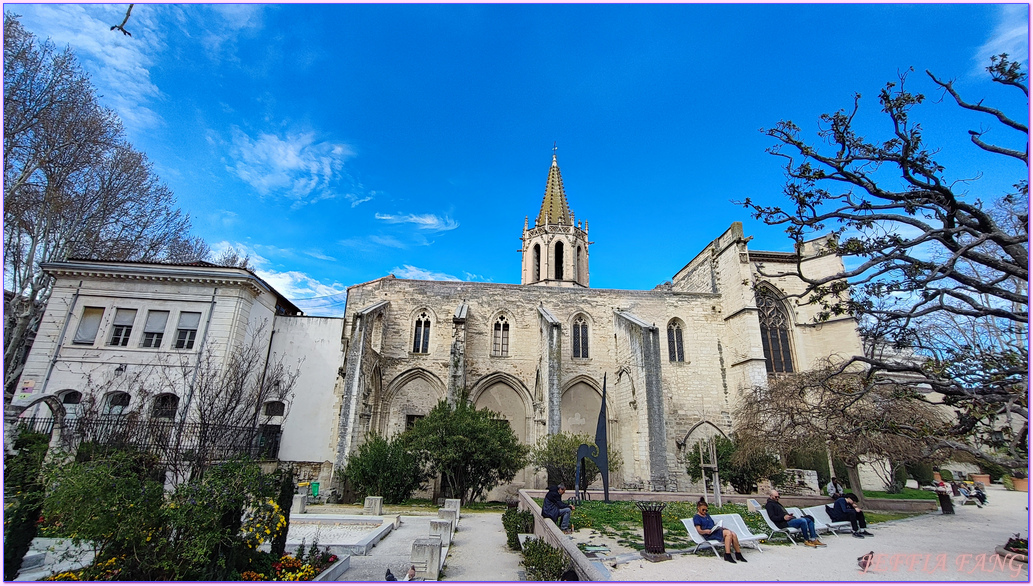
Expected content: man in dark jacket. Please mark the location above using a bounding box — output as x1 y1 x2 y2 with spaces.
542 484 575 534
765 490 825 547
827 493 873 538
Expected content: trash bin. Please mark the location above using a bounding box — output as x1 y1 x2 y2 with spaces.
937 490 955 514
311 482 320 497
636 502 667 554
298 481 310 495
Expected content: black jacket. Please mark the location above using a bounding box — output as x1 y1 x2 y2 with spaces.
542 486 565 520
765 497 792 529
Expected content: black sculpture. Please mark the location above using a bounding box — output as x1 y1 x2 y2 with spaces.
574 373 610 503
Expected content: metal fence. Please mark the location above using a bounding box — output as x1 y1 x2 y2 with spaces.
8 416 280 462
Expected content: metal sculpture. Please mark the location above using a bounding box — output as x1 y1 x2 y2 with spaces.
574 373 610 502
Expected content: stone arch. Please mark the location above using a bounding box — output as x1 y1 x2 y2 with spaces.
675 420 729 451
382 368 446 437
469 372 533 443
560 376 608 436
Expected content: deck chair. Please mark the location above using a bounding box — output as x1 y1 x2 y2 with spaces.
680 518 722 558
802 505 853 536
954 491 982 507
759 508 802 544
711 513 768 551
785 506 829 539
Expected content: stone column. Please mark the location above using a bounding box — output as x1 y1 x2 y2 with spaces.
437 508 457 533
443 498 461 518
363 496 383 515
411 538 442 581
538 306 562 434
430 519 452 546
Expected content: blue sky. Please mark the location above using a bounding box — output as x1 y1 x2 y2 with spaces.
8 3 1029 316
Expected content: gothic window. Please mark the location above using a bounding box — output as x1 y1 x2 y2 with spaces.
575 246 582 281
492 315 510 357
572 315 589 359
152 394 179 419
533 244 541 282
667 320 685 362
555 242 564 280
412 312 431 354
757 289 795 373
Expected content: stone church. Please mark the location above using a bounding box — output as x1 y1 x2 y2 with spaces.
10 153 862 495
333 153 863 493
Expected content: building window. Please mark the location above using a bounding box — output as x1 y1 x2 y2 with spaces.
572 315 589 359
555 242 564 280
406 414 424 430
175 312 201 349
108 308 137 346
152 394 179 419
104 392 131 416
757 289 795 374
412 312 431 354
533 244 541 282
667 321 685 362
141 310 169 348
264 401 286 417
492 315 510 356
61 391 82 418
72 307 105 345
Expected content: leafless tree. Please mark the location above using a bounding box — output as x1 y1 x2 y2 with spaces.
734 359 951 503
211 245 255 271
739 55 1028 469
3 14 208 404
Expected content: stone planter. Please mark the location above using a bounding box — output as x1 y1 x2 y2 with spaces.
970 474 991 485
312 557 350 582
1012 478 1028 492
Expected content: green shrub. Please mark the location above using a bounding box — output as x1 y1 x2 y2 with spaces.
939 469 954 482
502 508 535 550
3 430 50 580
343 432 427 504
521 537 568 581
1002 475 1015 490
785 446 831 487
906 462 935 485
978 461 1009 482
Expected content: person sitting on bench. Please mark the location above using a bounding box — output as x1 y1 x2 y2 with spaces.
827 493 873 538
542 484 575 534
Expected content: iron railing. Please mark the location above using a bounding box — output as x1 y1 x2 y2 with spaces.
8 416 281 462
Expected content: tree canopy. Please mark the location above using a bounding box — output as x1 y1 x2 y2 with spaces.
739 55 1028 469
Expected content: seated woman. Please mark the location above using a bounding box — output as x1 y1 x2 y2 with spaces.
692 500 747 564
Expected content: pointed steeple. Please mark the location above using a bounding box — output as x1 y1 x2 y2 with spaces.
536 152 572 227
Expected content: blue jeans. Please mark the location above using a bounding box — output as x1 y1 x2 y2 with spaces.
787 517 817 540
557 507 572 530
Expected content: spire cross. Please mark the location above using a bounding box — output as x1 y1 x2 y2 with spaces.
553 142 557 155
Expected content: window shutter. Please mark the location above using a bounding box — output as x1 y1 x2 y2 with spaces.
113 308 137 326
177 312 201 329
72 307 104 344
144 311 169 333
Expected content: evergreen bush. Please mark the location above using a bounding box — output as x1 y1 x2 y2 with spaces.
343 432 427 504
502 508 535 550
521 537 568 581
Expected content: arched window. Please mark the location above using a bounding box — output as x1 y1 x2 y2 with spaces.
412 312 431 354
61 391 82 418
667 320 685 362
152 394 179 419
533 244 541 282
555 242 564 280
264 400 286 417
492 315 510 356
757 289 795 373
104 392 131 416
572 315 589 359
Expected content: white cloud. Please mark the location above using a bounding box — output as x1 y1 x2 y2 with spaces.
463 272 493 282
390 265 461 281
374 213 459 232
228 127 356 202
974 5 1029 73
304 250 337 262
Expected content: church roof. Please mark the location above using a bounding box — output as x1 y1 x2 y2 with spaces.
536 154 573 226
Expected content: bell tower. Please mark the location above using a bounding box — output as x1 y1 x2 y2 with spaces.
521 150 590 287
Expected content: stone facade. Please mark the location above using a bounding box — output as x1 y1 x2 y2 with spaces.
10 154 864 497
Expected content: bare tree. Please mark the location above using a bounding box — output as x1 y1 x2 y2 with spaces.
3 14 208 403
734 360 951 503
210 245 255 271
739 55 1028 468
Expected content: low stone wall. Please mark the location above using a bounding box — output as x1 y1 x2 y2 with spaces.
517 489 609 581
864 498 938 512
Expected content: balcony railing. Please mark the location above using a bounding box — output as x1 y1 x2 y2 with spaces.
8 416 281 463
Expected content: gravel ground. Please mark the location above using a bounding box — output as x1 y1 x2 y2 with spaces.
605 484 1029 582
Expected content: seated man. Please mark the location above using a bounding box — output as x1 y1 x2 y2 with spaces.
827 493 874 538
542 484 575 534
958 485 984 508
826 478 844 499
765 490 825 548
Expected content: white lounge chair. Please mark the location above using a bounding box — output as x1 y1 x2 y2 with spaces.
785 506 829 539
680 518 722 558
759 508 802 544
802 505 853 536
711 513 768 551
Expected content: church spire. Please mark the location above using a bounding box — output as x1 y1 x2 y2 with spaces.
536 148 572 227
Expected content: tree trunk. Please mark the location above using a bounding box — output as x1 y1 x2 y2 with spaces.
845 464 866 507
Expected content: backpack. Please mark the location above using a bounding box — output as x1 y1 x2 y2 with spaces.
858 551 875 571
